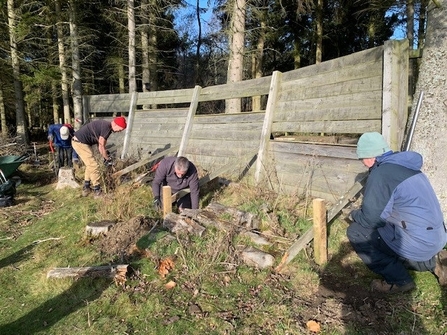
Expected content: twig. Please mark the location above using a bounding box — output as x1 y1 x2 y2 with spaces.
32 237 65 244
174 236 188 270
0 236 13 241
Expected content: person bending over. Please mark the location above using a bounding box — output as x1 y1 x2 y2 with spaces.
71 117 127 198
152 156 199 211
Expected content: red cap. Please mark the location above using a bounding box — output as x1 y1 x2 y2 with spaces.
114 116 127 129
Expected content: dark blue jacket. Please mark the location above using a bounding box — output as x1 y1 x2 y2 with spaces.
351 151 446 261
48 124 73 148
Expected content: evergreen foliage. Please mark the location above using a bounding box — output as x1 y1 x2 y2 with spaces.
0 0 419 137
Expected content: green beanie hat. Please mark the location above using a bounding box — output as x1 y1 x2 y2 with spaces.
356 132 391 159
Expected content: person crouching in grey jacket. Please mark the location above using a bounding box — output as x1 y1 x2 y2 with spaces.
347 132 447 294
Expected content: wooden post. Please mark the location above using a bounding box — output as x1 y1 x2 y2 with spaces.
162 185 172 217
255 70 282 184
313 198 327 265
178 85 201 156
382 39 409 151
121 91 138 159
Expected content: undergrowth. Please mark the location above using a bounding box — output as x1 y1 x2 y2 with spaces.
0 162 446 335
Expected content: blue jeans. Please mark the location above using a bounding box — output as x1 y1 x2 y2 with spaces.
347 221 436 286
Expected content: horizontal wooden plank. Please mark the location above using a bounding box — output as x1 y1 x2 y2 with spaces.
270 141 359 159
187 137 259 151
282 46 383 82
272 119 382 134
134 109 189 117
287 77 381 101
190 128 262 141
193 111 266 124
273 155 366 177
281 60 382 90
133 122 186 132
278 87 382 105
199 76 272 102
137 89 196 105
274 104 381 122
189 155 257 177
129 137 181 147
272 170 360 203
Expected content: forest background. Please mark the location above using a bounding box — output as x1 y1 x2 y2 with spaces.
0 0 427 146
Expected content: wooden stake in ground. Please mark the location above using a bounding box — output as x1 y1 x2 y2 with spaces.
313 198 327 265
275 176 366 271
163 185 173 217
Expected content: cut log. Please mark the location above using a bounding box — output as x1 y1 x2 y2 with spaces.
180 208 235 232
47 264 128 279
55 167 80 190
163 212 206 236
85 220 116 237
180 202 259 231
204 202 260 230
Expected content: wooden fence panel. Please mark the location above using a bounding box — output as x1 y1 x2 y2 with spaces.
82 42 408 204
83 94 131 116
270 145 367 202
183 112 264 172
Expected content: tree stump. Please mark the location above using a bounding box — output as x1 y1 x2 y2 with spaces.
56 167 80 190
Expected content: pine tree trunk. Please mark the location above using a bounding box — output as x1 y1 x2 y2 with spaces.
0 86 7 137
406 0 414 48
315 0 323 64
226 0 246 114
69 0 83 128
56 0 71 124
7 0 28 145
128 0 137 93
252 17 265 112
148 0 158 93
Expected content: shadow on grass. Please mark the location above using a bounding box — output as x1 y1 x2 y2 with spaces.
0 243 37 270
317 240 430 334
0 275 111 334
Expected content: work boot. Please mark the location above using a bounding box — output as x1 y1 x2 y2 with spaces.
82 186 91 197
82 181 91 197
370 279 415 294
434 250 447 286
92 187 103 199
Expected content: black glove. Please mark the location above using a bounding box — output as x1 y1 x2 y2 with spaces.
104 158 113 167
153 196 161 210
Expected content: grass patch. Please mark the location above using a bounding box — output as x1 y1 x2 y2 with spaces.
0 163 446 334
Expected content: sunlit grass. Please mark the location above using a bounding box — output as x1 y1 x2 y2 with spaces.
0 163 446 334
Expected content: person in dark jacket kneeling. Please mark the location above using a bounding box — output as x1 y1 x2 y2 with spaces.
347 132 447 294
151 156 199 212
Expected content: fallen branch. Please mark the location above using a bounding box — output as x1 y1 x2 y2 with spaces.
32 237 65 244
47 264 128 279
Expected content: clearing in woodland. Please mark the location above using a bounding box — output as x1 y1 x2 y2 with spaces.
0 142 446 335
